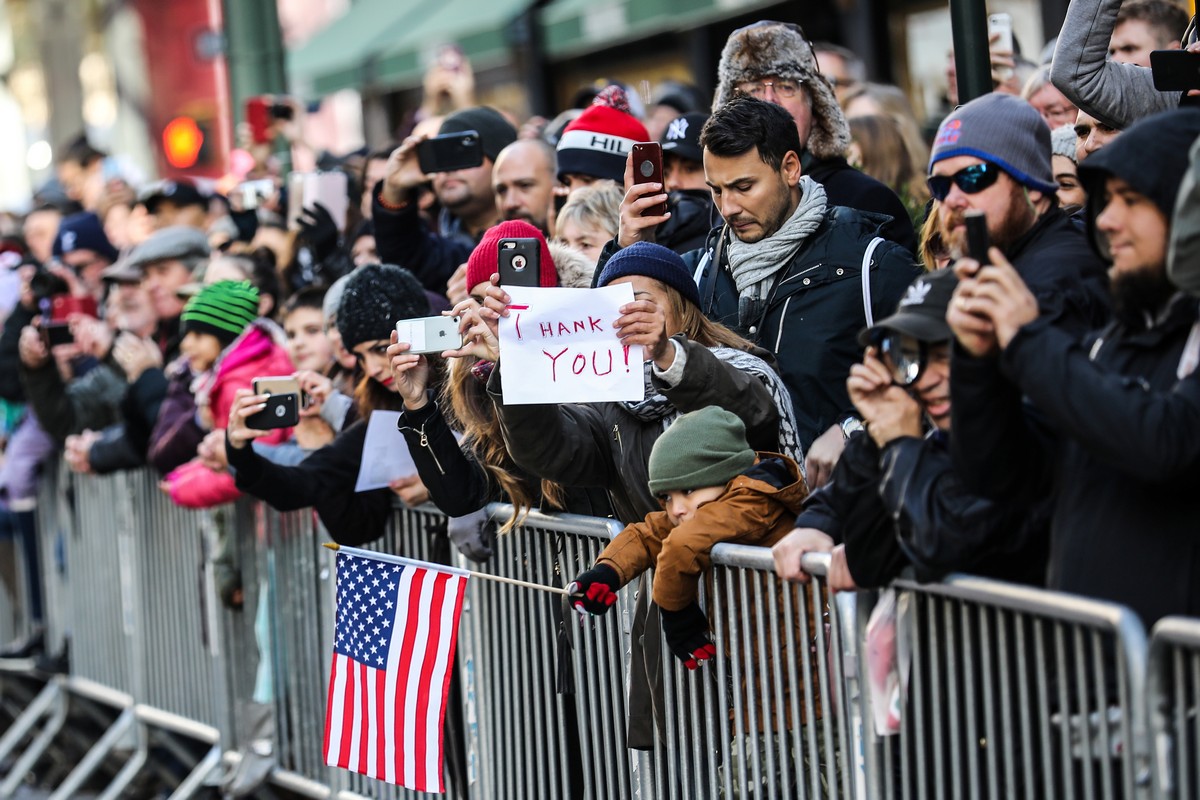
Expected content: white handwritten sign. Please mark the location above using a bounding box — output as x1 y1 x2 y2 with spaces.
354 411 417 492
498 285 645 405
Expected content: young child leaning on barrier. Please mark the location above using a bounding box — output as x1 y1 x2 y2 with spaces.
568 405 807 669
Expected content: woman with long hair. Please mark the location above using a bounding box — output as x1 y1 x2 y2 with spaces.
223 263 436 545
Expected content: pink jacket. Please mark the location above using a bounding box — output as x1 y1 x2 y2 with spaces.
166 321 295 509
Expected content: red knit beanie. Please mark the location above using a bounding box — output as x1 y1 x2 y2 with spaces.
556 85 650 184
465 220 557 291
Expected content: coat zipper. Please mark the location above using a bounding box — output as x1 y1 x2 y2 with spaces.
612 424 623 455
415 423 445 475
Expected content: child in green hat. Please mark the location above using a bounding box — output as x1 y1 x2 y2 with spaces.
568 405 807 669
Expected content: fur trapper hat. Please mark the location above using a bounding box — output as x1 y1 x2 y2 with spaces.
713 20 850 160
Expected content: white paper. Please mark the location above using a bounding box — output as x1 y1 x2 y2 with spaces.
498 285 645 405
353 411 417 492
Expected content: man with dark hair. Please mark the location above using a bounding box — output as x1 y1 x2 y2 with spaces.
1110 0 1188 66
947 109 1200 627
612 95 921 482
374 106 517 293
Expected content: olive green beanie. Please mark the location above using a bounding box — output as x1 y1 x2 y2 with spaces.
647 406 755 495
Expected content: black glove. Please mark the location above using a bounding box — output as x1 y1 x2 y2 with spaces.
567 563 620 615
297 202 340 261
660 601 717 670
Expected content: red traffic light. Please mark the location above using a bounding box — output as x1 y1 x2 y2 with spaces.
163 116 204 169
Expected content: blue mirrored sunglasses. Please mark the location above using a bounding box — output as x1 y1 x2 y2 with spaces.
927 162 1002 201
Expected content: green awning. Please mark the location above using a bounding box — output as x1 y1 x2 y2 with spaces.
288 0 534 97
540 0 780 59
287 0 437 98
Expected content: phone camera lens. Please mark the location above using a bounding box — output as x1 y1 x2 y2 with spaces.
640 160 654 178
275 405 286 418
512 255 527 270
464 135 477 146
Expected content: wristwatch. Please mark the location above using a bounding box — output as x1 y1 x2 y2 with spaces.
840 416 865 440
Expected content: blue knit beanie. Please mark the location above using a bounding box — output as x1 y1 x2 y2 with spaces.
597 241 701 307
53 212 119 264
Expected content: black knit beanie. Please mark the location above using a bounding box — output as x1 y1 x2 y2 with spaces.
440 107 517 164
336 264 431 350
597 241 702 307
647 406 755 495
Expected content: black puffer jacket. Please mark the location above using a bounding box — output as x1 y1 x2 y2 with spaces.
797 430 1049 587
952 295 1200 627
689 205 922 449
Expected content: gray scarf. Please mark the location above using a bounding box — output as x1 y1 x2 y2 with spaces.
726 175 827 328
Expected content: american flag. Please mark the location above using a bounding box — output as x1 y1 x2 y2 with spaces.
323 549 468 792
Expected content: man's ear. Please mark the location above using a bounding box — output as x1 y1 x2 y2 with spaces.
782 150 802 185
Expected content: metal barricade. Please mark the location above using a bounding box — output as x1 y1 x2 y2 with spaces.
872 574 1152 800
1148 616 1200 799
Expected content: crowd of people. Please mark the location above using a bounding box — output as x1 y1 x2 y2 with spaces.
2 1 1200 792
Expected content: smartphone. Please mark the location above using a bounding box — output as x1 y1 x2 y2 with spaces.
498 238 541 288
965 210 990 264
237 178 276 211
631 142 666 217
246 377 301 430
1150 50 1200 92
287 171 350 233
41 322 73 348
395 315 462 355
245 97 271 145
416 131 484 174
269 99 295 121
987 13 1014 81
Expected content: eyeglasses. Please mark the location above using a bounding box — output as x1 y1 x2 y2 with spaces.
736 79 804 100
871 330 928 386
927 162 1002 201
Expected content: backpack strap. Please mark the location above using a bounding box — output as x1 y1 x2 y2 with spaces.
861 236 884 327
701 224 731 314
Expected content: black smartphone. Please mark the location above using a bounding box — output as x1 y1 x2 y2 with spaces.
416 130 484 174
246 393 299 430
631 142 666 217
498 238 541 287
1150 50 1200 92
965 210 990 263
246 377 301 430
41 322 73 347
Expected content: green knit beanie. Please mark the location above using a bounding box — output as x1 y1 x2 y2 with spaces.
647 406 755 495
181 280 259 347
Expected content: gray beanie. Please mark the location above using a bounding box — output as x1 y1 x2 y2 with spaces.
713 21 850 160
323 273 351 325
336 264 431 350
647 407 755 495
1050 123 1077 164
929 93 1057 194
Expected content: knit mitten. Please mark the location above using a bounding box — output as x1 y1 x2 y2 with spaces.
567 564 620 615
661 601 717 670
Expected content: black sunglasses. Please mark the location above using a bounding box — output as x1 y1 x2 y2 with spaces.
927 162 1002 202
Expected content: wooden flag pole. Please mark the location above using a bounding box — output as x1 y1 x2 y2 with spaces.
322 542 569 596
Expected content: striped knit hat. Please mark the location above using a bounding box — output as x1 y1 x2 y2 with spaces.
181 280 259 347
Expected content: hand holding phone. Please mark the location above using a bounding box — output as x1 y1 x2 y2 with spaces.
987 13 1015 82
964 210 990 265
245 377 300 430
497 238 541 287
395 315 463 355
416 131 484 174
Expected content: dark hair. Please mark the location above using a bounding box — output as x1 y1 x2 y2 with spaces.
281 285 327 319
1116 0 1190 46
57 134 105 168
700 95 801 172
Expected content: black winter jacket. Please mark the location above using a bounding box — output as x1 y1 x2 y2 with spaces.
951 295 1200 626
797 431 1049 587
690 206 923 449
805 155 917 253
0 304 35 403
227 419 392 546
372 181 480 293
398 394 613 519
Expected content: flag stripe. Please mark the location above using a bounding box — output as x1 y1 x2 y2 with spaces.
414 574 445 787
358 660 370 775
403 569 435 787
339 654 356 768
323 652 344 764
395 565 426 787
425 572 463 792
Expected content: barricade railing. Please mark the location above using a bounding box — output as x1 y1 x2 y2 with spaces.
876 574 1152 800
0 465 1188 800
1148 615 1200 799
